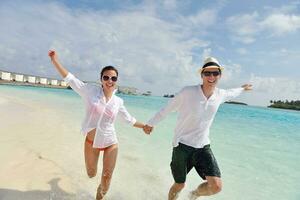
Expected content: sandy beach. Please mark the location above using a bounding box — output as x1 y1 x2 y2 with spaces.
0 94 82 200
0 87 172 200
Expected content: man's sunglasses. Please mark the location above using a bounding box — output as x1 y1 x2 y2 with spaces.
102 75 118 82
202 71 221 77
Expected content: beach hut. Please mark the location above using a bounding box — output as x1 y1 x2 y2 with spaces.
15 74 24 82
60 81 67 87
28 76 36 83
51 79 58 86
1 72 12 81
39 78 48 85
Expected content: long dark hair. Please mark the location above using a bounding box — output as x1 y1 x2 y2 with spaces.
100 66 118 78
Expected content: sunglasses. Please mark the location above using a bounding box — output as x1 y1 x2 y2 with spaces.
202 71 220 77
102 75 118 82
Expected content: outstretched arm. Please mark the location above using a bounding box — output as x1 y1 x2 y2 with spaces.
48 50 68 78
222 84 252 103
49 50 87 97
144 89 184 135
133 121 145 129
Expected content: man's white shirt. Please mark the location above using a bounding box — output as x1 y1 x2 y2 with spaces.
147 85 244 148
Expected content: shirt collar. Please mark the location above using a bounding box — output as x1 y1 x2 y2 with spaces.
99 87 117 104
199 84 217 102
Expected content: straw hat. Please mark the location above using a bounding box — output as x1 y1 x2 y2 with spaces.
199 57 224 73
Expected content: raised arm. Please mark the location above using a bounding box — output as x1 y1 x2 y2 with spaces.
48 50 87 97
48 50 68 78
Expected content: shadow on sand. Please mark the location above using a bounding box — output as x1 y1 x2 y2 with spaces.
0 178 93 200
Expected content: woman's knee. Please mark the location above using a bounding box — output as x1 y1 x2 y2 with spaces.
87 168 97 178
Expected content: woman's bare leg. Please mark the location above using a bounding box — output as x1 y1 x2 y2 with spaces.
84 129 100 178
96 144 118 200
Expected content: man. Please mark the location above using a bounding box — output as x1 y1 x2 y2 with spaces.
143 57 252 200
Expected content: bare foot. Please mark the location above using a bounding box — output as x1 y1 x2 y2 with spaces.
96 185 106 200
188 190 200 200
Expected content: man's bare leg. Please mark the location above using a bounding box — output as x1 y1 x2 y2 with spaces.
168 183 185 200
189 176 222 199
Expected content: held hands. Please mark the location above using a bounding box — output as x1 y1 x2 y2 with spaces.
241 84 252 91
143 124 153 135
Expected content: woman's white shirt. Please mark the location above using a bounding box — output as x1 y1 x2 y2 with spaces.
147 85 244 148
64 73 136 148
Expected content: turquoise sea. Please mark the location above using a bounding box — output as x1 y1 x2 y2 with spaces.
0 85 299 200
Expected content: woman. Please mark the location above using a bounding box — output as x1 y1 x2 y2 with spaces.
48 50 146 200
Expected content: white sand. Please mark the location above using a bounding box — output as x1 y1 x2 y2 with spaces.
0 90 175 200
0 95 82 200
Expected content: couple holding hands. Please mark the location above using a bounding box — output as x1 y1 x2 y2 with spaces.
49 50 252 200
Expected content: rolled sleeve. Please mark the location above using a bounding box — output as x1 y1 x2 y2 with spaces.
222 88 244 103
118 100 137 126
63 72 87 98
63 72 74 83
147 88 184 126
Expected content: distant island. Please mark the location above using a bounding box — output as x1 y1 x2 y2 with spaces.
268 100 300 111
142 91 152 96
225 101 247 105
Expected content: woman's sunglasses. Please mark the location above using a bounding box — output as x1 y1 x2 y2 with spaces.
202 71 220 77
102 75 118 82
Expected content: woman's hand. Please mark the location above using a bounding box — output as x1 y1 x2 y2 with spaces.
48 50 57 61
48 50 68 78
143 125 153 135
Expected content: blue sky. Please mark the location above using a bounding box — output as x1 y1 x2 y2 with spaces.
0 0 300 105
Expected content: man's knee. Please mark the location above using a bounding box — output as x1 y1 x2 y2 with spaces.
209 181 222 194
174 183 185 191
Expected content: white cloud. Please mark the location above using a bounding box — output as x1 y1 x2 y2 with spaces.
247 75 300 105
226 8 300 43
0 1 212 95
236 48 248 55
226 12 260 44
201 48 212 60
260 13 300 35
220 62 242 84
2 0 299 106
186 9 217 27
162 0 177 10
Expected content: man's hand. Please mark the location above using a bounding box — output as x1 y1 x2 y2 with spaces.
241 84 252 91
143 124 153 135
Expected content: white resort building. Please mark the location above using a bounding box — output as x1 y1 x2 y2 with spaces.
1 72 12 81
0 70 68 89
39 77 48 85
1 70 139 94
14 74 24 82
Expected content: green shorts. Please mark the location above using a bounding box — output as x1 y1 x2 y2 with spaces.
170 143 221 183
